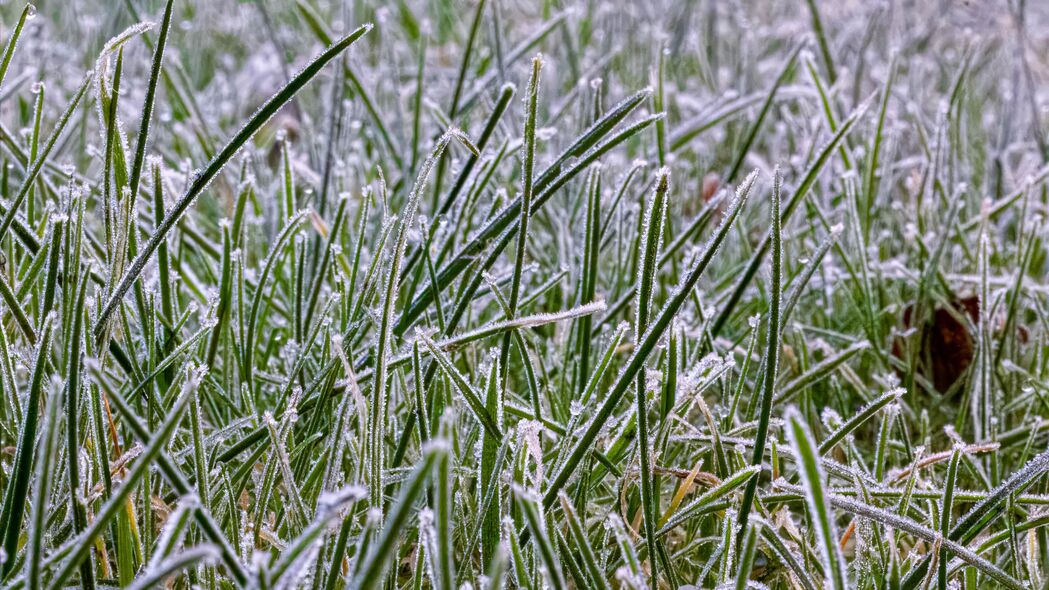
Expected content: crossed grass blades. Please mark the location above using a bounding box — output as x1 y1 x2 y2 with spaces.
0 0 1048 588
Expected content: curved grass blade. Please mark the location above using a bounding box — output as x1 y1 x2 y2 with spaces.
633 167 670 585
126 546 220 590
25 378 61 590
774 340 870 404
657 465 760 535
818 388 903 455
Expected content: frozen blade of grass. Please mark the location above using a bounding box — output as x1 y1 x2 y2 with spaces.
973 232 992 441
94 21 155 68
580 322 628 405
780 224 842 329
804 0 837 83
657 465 760 535
93 23 372 339
243 210 310 391
498 54 543 378
0 4 32 94
736 167 781 538
437 0 486 202
537 88 653 194
205 223 233 366
805 54 853 169
433 426 455 590
514 486 566 590
711 97 872 336
303 197 348 331
350 441 445 590
126 0 174 203
124 324 211 402
478 357 503 569
484 546 508 590
862 60 896 235
734 523 758 590
432 300 607 353
783 407 847 590
0 314 55 574
263 413 309 527
634 167 670 586
669 86 812 151
25 378 60 590
540 170 756 510
818 388 903 454
558 493 609 590
938 446 962 589
125 546 220 590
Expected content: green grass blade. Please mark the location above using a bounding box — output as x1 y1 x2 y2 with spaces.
784 407 847 590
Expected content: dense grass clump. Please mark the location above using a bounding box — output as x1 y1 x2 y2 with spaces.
1 0 1049 588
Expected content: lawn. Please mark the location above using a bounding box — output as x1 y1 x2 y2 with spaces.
0 0 1047 588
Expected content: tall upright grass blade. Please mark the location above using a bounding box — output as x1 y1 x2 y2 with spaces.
736 167 781 537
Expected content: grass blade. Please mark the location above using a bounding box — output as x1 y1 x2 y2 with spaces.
784 406 847 590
